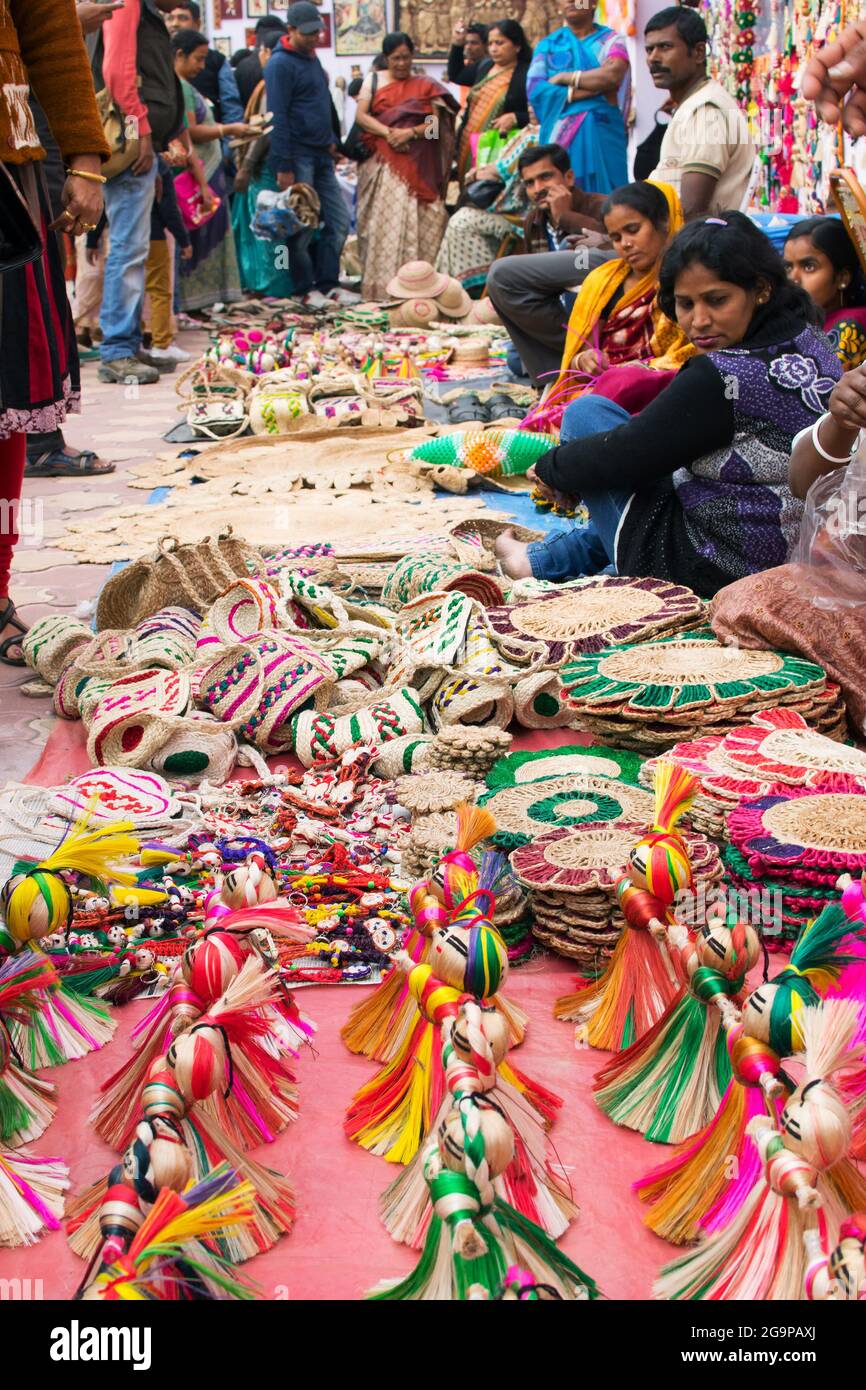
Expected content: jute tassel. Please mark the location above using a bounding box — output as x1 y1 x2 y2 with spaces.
344 812 553 1165
654 1001 866 1301
89 919 305 1152
77 1166 260 1301
71 960 298 1294
0 1145 69 1247
340 922 528 1063
635 902 866 1243
368 1002 598 1302
555 762 695 1051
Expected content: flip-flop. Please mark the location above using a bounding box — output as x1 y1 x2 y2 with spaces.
0 599 27 667
25 449 116 478
448 394 490 423
487 393 528 421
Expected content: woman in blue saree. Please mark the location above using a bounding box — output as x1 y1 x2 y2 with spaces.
527 0 630 194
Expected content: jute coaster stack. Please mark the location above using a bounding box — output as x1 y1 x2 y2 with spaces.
426 725 513 776
725 777 866 945
639 706 866 839
394 770 478 817
486 576 706 731
511 821 723 972
560 631 846 753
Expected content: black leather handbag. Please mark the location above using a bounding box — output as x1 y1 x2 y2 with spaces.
0 163 43 275
343 71 377 164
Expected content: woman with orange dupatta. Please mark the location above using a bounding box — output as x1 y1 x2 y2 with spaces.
354 31 458 300
526 180 695 434
456 20 532 186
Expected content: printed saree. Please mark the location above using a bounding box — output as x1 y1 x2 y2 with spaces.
526 24 629 193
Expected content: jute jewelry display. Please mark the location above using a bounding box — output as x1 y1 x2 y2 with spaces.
478 774 655 850
486 576 706 666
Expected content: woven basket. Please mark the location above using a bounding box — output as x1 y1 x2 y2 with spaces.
95 530 264 630
199 633 333 753
431 674 514 731
22 615 93 685
372 734 433 778
146 713 238 784
53 666 109 722
292 687 426 767
207 577 283 646
513 671 577 730
85 668 192 766
381 552 504 610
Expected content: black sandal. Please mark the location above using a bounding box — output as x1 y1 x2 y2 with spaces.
487 393 528 421
25 448 116 478
448 393 490 424
0 599 28 666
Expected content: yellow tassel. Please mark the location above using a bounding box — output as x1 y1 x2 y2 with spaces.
652 760 698 832
110 886 168 908
454 803 496 855
34 816 140 887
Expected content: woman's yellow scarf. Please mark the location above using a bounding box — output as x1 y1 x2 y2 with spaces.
554 180 695 388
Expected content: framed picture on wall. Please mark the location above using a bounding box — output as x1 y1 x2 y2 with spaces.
334 0 386 55
213 0 243 22
246 0 269 16
315 8 333 45
271 0 289 10
213 36 233 56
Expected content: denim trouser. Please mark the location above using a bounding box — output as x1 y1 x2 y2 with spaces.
99 163 158 362
527 395 632 582
287 152 350 295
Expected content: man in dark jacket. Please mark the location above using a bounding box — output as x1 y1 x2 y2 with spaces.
487 144 613 385
234 19 288 107
447 22 491 89
265 2 352 305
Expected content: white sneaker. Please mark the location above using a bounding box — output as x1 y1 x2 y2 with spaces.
328 287 362 306
302 290 331 309
162 343 192 363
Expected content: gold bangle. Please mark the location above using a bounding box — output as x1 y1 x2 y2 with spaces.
67 168 107 184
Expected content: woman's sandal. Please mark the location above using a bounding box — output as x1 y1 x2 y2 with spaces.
0 599 28 667
448 393 490 424
25 449 116 479
486 393 528 421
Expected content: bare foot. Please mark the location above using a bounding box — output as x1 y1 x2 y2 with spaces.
494 528 533 579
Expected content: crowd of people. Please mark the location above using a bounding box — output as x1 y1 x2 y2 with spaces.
2 0 866 717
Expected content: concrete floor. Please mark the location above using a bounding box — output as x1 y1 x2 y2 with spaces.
0 329 208 783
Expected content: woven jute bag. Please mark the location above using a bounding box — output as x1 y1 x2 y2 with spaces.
22 614 93 685
96 529 265 630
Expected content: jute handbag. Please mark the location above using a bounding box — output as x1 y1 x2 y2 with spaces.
96 530 264 630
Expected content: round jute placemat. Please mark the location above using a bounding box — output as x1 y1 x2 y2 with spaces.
560 631 827 719
511 821 722 895
479 774 654 849
394 770 478 817
727 779 866 872
486 743 643 792
487 575 705 666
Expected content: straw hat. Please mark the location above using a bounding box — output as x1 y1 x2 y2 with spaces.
386 259 449 299
434 277 473 319
390 297 438 329
466 297 502 326
451 337 490 364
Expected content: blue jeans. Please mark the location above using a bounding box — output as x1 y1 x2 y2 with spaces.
288 152 350 295
99 163 158 362
527 395 632 581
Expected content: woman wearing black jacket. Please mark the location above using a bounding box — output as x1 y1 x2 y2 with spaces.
456 19 532 186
